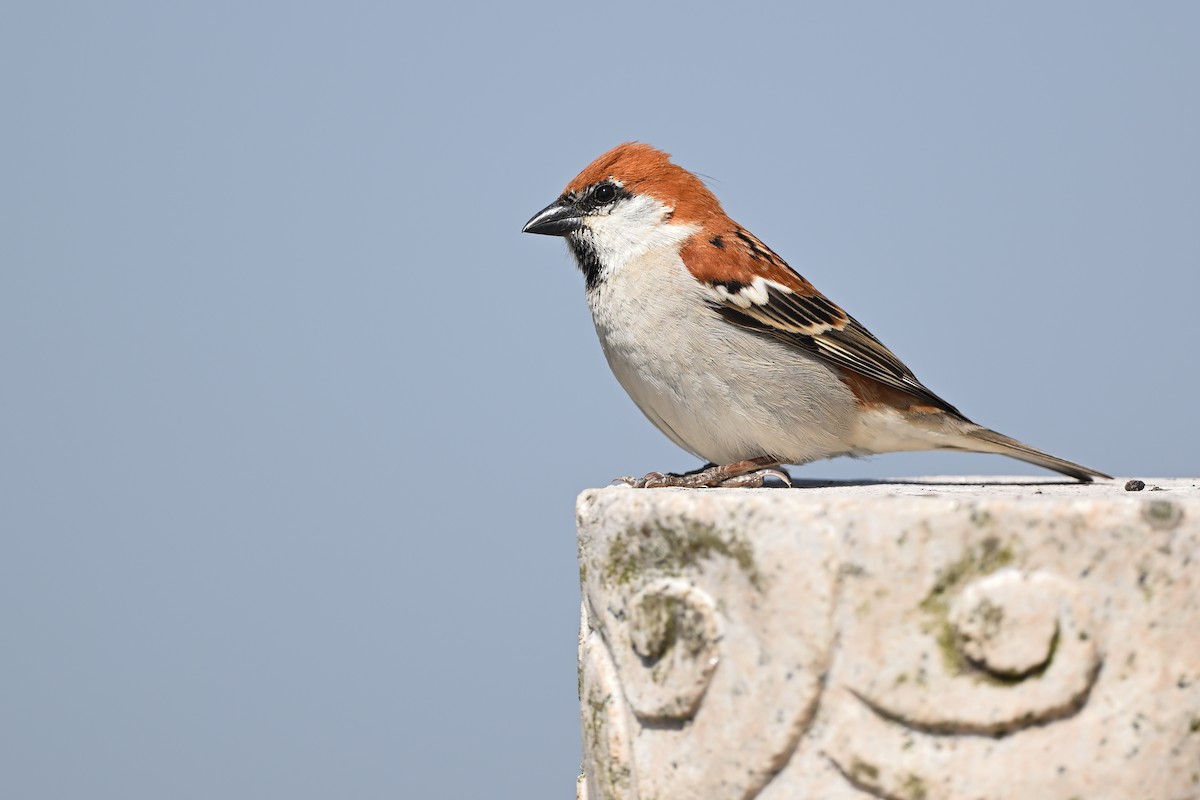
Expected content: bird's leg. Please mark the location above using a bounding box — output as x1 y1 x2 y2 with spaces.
617 457 791 488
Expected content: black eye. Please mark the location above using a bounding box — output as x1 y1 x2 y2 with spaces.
593 183 616 204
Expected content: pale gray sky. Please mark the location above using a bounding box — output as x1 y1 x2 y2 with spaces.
2 2 1197 797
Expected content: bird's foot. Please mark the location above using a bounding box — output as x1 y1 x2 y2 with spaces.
616 458 791 489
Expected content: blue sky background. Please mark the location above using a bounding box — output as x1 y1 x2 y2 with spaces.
2 2 1197 797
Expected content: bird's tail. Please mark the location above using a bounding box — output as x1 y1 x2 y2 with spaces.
955 425 1110 483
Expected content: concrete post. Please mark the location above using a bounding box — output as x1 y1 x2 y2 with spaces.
574 478 1199 800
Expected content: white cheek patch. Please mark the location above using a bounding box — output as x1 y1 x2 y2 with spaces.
581 194 697 281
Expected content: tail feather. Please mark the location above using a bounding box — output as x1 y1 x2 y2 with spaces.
959 426 1111 483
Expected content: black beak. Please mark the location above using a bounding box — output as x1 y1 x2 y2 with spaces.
522 199 583 237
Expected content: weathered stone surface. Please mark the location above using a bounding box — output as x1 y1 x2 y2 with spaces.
574 477 1200 800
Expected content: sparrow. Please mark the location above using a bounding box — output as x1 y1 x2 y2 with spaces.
522 143 1109 488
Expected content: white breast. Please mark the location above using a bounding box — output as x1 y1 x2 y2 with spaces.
585 245 862 466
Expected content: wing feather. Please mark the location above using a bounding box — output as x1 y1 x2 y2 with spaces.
685 228 963 416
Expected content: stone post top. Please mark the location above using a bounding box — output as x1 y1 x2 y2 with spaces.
580 475 1197 506
573 476 1199 800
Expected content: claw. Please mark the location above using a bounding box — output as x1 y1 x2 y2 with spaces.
641 472 671 488
613 472 666 488
764 468 793 487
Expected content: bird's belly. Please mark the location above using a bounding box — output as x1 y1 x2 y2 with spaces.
586 252 859 466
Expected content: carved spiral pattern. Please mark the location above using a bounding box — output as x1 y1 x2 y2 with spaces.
623 579 721 721
849 568 1100 736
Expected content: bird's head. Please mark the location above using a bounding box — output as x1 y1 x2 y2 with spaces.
522 143 724 287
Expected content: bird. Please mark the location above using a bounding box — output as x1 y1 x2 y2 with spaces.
522 143 1109 488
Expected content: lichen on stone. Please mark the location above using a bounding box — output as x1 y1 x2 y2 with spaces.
630 592 680 662
1143 499 1183 530
920 535 1016 616
603 519 763 591
847 758 880 783
900 773 929 800
919 536 1028 684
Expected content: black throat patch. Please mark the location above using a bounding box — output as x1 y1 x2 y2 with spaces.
568 236 603 291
